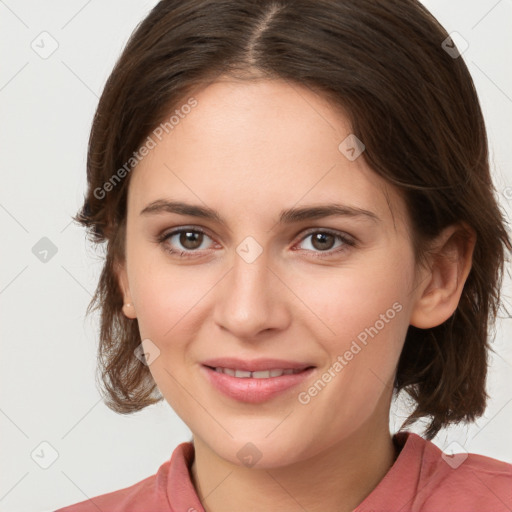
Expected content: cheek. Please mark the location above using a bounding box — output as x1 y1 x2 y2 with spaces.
294 257 412 347
291 251 413 414
133 269 205 341
130 266 207 417
328 256 413 398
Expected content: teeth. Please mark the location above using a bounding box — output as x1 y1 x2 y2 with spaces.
253 370 274 378
213 367 304 378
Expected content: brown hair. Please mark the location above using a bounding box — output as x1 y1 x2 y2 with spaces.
74 0 511 439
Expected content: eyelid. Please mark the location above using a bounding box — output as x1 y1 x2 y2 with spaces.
157 225 217 250
295 227 356 245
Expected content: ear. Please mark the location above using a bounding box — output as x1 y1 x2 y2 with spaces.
409 223 476 329
114 259 137 319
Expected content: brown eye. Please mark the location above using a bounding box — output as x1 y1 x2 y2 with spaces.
179 230 203 250
159 227 214 256
296 230 355 257
310 232 336 251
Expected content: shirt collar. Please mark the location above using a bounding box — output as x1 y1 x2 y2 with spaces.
166 432 421 512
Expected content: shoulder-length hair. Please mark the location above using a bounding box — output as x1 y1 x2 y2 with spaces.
74 0 511 439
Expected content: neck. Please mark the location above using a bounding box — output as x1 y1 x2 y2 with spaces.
190 413 397 512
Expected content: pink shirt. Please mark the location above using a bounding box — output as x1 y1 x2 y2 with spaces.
55 432 512 511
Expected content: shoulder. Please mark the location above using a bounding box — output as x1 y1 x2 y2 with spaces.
54 467 169 512
356 432 512 512
53 443 194 512
408 432 512 511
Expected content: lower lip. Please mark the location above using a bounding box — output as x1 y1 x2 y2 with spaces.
201 365 316 403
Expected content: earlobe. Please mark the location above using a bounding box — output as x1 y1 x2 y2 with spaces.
122 302 137 319
114 260 137 319
409 223 476 329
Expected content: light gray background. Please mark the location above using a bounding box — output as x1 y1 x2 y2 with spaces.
1 1 511 511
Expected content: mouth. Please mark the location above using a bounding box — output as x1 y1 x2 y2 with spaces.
200 360 316 403
205 366 311 378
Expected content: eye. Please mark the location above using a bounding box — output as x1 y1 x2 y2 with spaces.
157 226 356 259
294 229 356 258
158 227 216 257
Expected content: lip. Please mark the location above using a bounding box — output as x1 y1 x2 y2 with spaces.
200 358 316 403
201 357 313 372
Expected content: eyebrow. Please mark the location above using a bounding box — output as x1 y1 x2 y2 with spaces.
140 199 381 225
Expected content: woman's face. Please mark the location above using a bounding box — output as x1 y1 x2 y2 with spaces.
118 78 423 467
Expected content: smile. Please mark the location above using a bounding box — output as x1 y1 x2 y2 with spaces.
202 364 316 403
210 367 305 378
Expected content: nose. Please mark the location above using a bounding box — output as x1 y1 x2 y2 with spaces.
212 245 291 340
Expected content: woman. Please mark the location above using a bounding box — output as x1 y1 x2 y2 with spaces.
56 0 512 510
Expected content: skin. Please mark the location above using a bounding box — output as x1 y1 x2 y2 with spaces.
116 77 475 512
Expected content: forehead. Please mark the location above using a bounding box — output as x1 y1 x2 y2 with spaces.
127 78 405 229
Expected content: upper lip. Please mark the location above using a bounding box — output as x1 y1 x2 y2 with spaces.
202 357 314 372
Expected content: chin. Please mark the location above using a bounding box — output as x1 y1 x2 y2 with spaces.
198 427 316 470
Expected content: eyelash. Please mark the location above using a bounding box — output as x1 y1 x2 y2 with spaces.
156 226 357 260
